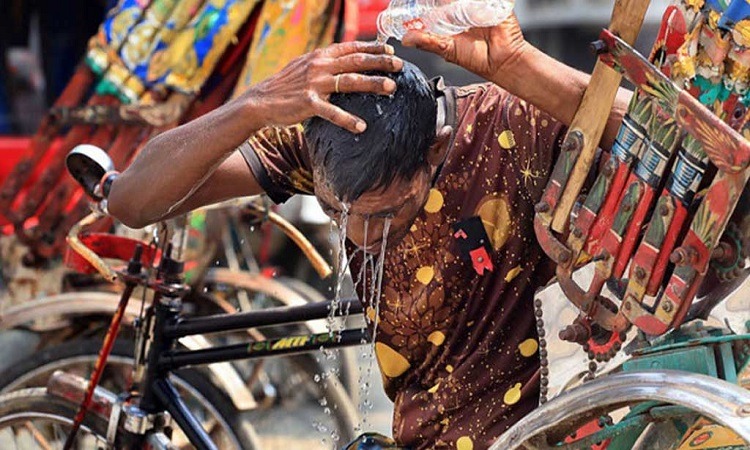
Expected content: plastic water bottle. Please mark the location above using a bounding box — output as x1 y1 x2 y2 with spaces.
376 0 514 41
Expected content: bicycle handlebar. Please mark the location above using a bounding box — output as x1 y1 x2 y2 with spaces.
66 211 119 283
242 202 332 279
66 199 333 282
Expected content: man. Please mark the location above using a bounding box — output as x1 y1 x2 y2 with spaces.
109 16 630 450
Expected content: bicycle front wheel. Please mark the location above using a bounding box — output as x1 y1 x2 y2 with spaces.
0 339 261 450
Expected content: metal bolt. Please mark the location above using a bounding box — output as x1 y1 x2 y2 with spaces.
590 39 609 55
572 228 583 238
634 266 646 280
563 131 584 153
602 162 615 177
737 404 750 417
623 301 632 311
558 250 572 264
662 300 673 313
670 247 691 265
535 202 550 213
660 204 669 216
622 202 633 213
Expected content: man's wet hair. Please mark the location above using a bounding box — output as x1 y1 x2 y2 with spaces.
304 61 437 202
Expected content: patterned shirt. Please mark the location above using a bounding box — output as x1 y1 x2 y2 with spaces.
239 80 566 450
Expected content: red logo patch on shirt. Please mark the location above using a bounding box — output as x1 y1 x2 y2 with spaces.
452 217 494 275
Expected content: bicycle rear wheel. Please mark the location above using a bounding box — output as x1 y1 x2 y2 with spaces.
0 387 112 449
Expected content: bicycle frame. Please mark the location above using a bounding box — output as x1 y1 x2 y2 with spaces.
129 285 367 450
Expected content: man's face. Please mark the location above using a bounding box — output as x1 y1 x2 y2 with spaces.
314 168 433 253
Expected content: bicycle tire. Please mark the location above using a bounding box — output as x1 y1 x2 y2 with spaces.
0 339 262 450
0 387 114 449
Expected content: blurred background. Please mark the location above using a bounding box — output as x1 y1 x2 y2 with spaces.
1 0 670 135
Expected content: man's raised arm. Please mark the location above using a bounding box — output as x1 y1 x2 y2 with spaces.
108 41 403 228
402 16 631 151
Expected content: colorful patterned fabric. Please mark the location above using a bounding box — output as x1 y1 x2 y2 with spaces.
87 0 258 102
241 81 567 449
233 0 345 94
85 0 351 102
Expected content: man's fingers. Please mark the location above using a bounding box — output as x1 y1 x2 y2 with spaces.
402 31 451 56
325 41 395 57
333 53 404 74
331 73 396 95
313 99 367 134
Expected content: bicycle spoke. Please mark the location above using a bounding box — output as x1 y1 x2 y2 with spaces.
25 421 53 450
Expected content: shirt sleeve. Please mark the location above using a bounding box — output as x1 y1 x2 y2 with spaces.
237 125 314 204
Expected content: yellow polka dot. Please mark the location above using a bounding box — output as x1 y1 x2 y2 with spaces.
518 338 539 357
440 418 450 426
457 436 474 450
410 224 418 232
541 119 549 127
424 189 444 213
498 130 516 149
446 365 454 373
466 124 473 133
375 343 411 378
504 383 522 405
428 382 440 393
476 195 512 251
427 331 445 346
505 265 522 282
416 266 435 285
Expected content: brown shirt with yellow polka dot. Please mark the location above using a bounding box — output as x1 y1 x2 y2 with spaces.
240 80 567 450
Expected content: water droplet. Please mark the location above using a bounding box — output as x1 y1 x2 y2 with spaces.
314 374 321 382
376 103 383 115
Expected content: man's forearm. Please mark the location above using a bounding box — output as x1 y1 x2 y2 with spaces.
492 44 630 150
109 95 265 228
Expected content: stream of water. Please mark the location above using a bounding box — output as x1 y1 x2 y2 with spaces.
315 213 393 447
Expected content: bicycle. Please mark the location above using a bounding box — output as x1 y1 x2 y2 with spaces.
0 133 367 447
0 145 371 449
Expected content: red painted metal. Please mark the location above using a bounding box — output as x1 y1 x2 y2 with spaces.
356 0 389 37
0 65 94 215
64 233 160 274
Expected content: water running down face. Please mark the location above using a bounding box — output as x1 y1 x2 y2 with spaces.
304 61 451 253
314 166 435 252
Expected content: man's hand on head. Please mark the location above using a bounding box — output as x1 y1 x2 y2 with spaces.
243 41 404 134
